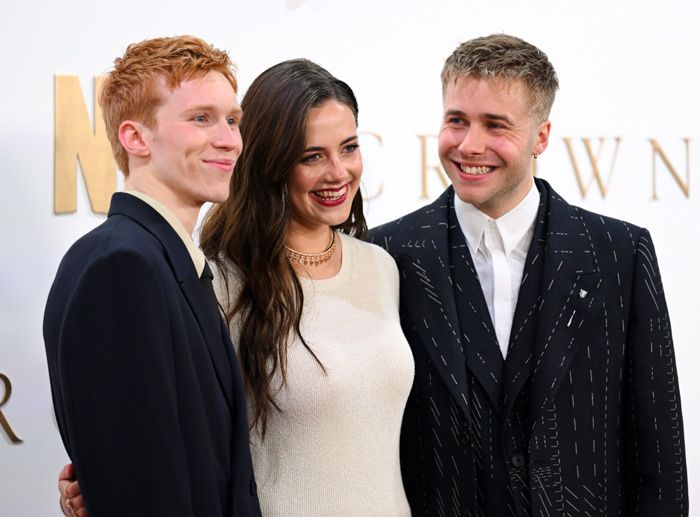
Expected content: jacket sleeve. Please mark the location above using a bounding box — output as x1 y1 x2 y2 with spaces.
57 250 198 517
625 228 687 516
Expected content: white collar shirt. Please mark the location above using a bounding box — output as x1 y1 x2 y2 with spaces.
454 181 540 358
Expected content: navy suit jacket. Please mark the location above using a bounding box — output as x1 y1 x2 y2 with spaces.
370 179 687 516
44 193 261 517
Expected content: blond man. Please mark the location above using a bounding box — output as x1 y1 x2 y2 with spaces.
372 34 687 516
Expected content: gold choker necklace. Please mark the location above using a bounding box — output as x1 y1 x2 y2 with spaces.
285 231 337 267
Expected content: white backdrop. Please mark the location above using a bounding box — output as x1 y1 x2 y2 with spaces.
1 0 698 514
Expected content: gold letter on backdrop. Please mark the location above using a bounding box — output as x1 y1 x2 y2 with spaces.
650 139 691 200
0 373 23 444
418 134 448 199
54 75 116 214
563 137 621 199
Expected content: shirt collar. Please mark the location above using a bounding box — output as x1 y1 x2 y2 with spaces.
454 179 539 256
123 190 207 277
454 194 490 255
495 181 539 255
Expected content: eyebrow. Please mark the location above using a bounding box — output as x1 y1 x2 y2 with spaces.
444 109 466 118
185 105 243 117
444 109 513 125
303 135 358 152
483 112 513 124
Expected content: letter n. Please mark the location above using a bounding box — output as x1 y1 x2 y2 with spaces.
650 139 690 200
54 75 116 214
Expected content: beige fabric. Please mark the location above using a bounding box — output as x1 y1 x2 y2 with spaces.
214 233 413 516
123 190 206 276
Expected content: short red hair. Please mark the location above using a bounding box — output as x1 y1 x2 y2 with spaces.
99 35 237 174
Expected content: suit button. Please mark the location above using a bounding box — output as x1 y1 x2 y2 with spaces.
250 479 257 496
511 453 525 468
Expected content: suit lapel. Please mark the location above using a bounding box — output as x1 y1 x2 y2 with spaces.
501 186 548 414
394 188 510 418
446 206 504 414
507 180 606 420
179 276 235 412
393 189 472 417
109 193 235 412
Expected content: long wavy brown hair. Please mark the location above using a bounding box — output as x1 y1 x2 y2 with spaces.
200 59 368 436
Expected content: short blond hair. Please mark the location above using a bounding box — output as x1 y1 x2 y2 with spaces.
441 34 558 121
99 35 237 174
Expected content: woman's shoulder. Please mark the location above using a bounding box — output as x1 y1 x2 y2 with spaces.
210 257 243 313
340 233 398 274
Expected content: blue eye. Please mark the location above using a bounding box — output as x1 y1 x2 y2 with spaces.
227 117 238 126
194 114 208 123
301 153 322 164
344 143 360 153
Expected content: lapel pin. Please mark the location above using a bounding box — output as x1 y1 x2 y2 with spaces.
579 289 588 299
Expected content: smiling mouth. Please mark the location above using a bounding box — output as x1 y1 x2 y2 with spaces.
310 185 348 205
458 164 495 176
203 159 234 171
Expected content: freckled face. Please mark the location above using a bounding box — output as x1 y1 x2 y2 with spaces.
287 101 362 233
438 75 550 218
145 71 243 208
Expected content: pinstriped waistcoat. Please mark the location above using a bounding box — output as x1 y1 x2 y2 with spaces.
446 189 547 516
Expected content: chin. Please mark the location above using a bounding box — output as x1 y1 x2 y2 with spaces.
315 213 350 229
205 190 230 204
452 186 477 204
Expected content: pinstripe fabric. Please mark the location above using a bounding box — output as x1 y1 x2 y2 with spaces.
370 179 687 516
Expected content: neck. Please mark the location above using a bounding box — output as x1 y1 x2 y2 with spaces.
285 223 342 279
286 222 334 254
479 176 534 220
124 172 201 235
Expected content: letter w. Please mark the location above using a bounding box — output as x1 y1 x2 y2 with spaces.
563 137 621 199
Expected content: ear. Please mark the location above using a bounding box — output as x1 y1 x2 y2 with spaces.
532 119 551 156
117 120 151 160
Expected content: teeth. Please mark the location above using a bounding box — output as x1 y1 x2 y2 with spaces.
460 165 492 175
313 186 347 200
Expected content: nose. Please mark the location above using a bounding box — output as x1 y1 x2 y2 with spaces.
212 119 242 155
325 155 348 182
457 126 486 156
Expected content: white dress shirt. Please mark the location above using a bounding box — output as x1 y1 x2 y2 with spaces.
454 182 540 358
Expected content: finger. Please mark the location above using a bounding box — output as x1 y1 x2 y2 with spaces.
70 494 85 512
59 495 70 516
59 463 75 481
66 481 81 498
61 496 75 517
58 479 70 498
58 463 77 500
75 506 88 517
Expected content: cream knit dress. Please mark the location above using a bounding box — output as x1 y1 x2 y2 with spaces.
214 233 414 516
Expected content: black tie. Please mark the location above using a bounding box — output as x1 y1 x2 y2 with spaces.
200 261 222 322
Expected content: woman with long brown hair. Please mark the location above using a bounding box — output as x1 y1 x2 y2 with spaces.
202 58 413 515
59 59 413 516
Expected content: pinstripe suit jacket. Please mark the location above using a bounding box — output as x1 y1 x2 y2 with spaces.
369 179 687 516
